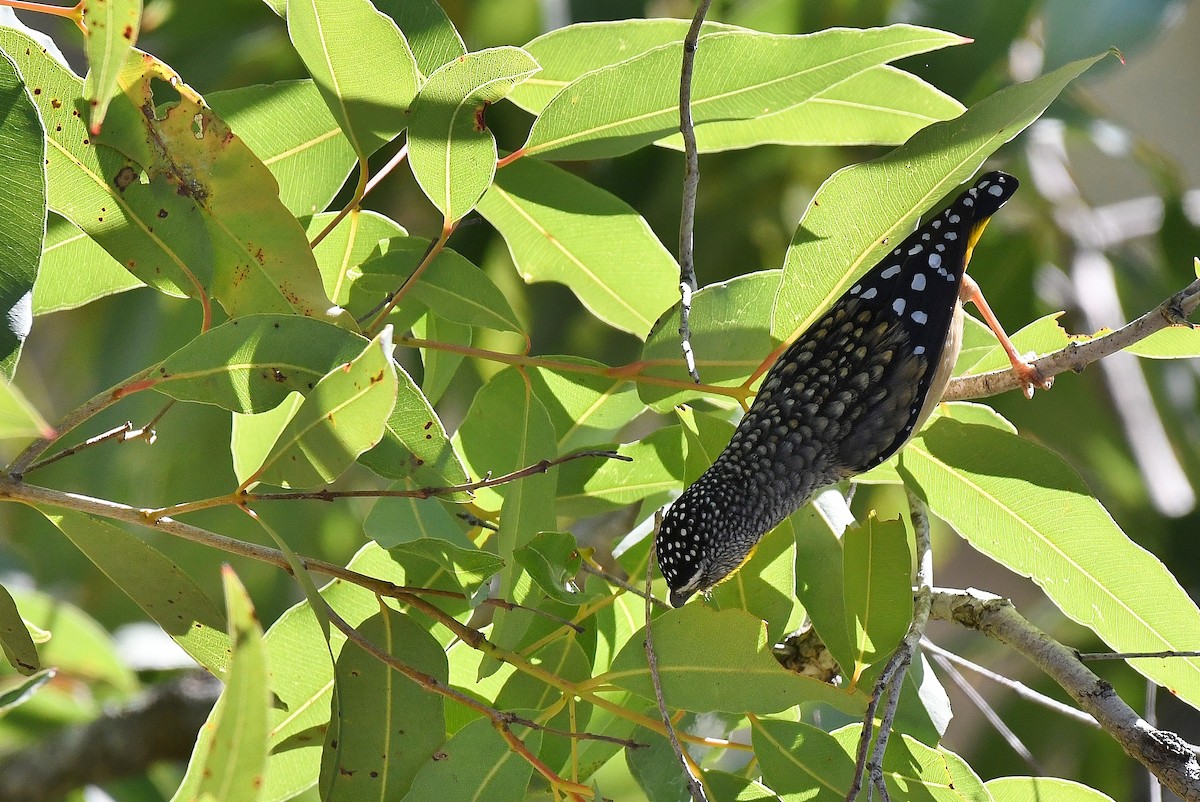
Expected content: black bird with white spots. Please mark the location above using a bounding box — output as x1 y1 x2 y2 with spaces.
657 172 1028 607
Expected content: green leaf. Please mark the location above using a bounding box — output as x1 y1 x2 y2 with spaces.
509 18 733 114
752 718 853 801
80 0 140 134
251 328 398 489
151 315 367 413
964 313 1068 375
374 0 466 77
830 727 991 801
524 25 965 161
455 367 556 670
287 0 420 159
0 51 44 378
357 367 470 492
304 209 408 304
903 416 1200 710
172 568 268 802
495 636 592 774
319 606 446 800
639 270 778 411
355 237 524 333
712 520 798 646
207 80 358 218
773 52 1106 344
0 668 54 714
2 587 137 695
231 392 304 485
556 427 684 517
116 60 353 323
656 66 965 153
0 29 192 301
843 513 912 685
987 776 1116 802
33 213 144 314
365 489 475 549
514 531 590 605
954 315 1002 376
0 379 52 441
705 772 784 802
605 605 862 714
1123 326 1200 359
401 717 540 802
389 538 504 595
789 506 853 675
454 366 557 517
478 157 678 336
408 47 540 223
527 360 644 452
413 312 469 404
0 582 39 676
678 407 734 483
259 544 411 801
41 509 232 677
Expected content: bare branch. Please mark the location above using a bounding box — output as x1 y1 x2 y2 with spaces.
944 278 1200 402
676 0 713 384
930 651 1044 773
150 449 628 520
646 513 708 801
931 589 1200 801
1080 649 1200 661
920 638 1096 726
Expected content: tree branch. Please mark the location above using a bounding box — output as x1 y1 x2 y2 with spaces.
944 278 1200 402
930 589 1200 801
0 673 221 802
676 0 713 383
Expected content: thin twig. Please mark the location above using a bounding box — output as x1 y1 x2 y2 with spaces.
25 422 136 472
0 0 84 33
26 400 173 474
581 560 669 610
366 222 456 336
930 652 1044 773
919 638 1096 726
0 478 575 633
645 513 707 802
149 449 628 520
944 278 1200 401
7 368 156 478
395 335 752 401
929 589 1200 800
676 0 712 383
1079 650 1200 661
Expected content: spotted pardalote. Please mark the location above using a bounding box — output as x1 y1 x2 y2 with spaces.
657 171 1049 607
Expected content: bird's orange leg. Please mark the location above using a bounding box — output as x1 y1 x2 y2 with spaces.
960 274 1053 399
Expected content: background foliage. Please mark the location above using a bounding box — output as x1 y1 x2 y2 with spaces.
1 1 1199 801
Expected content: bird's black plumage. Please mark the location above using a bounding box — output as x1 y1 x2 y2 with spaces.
658 172 1019 607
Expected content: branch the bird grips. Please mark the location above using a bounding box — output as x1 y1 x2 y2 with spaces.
658 172 1049 606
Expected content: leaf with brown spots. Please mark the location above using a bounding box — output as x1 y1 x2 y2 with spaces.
81 0 141 135
319 607 446 800
247 327 398 489
171 567 268 802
